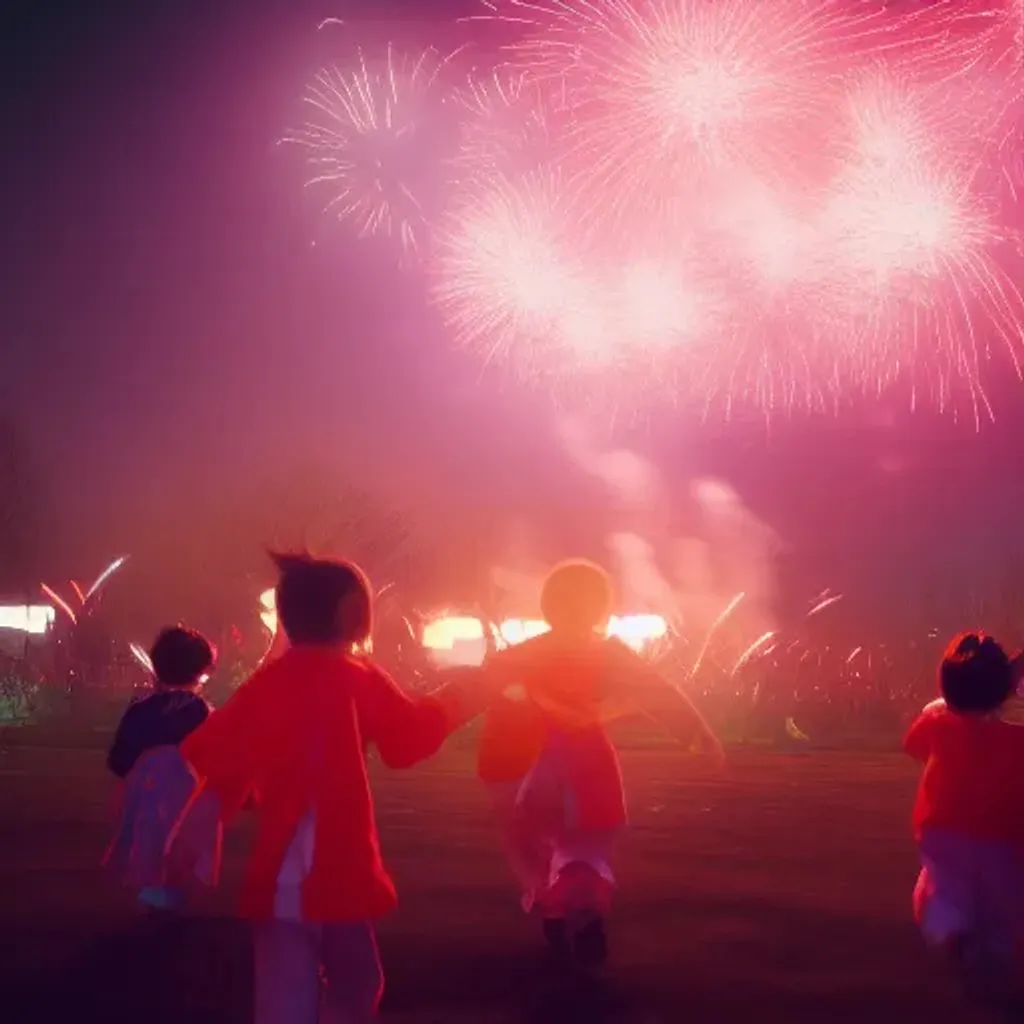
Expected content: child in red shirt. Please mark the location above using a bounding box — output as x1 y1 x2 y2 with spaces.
904 632 1024 1002
478 559 723 970
177 553 493 1024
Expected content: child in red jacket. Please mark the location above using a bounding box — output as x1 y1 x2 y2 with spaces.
477 559 723 970
105 626 218 912
905 632 1024 1004
178 553 489 1024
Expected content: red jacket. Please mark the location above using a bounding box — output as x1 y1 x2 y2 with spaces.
477 633 634 830
181 646 452 921
905 699 1024 847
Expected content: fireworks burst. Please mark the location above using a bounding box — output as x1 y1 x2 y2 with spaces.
41 556 130 625
284 45 462 255
434 168 601 375
818 67 1023 416
489 0 869 222
292 1 1024 420
449 69 568 186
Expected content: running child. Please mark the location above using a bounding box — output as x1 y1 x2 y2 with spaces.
175 552 496 1024
105 626 220 912
905 631 1024 1005
476 559 724 970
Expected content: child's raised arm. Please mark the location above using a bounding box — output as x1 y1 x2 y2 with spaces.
608 640 724 762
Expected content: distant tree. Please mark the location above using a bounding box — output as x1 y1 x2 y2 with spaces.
256 471 420 593
0 416 42 597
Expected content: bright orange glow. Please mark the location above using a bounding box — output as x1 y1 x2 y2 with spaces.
255 590 667 665
0 605 55 635
421 612 668 665
259 588 277 636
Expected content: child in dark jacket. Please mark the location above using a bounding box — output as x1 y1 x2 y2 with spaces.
105 626 218 911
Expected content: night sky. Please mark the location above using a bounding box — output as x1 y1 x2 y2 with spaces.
2 0 1023 637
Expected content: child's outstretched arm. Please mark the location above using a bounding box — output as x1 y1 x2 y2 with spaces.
610 641 724 762
358 662 495 769
179 677 265 818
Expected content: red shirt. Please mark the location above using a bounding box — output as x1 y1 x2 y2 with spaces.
181 647 453 921
905 699 1024 846
477 633 639 830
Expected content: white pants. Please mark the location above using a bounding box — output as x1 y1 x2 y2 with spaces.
914 828 1023 964
489 780 618 917
253 919 382 1024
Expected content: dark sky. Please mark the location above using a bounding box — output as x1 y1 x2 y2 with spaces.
2 0 1023 634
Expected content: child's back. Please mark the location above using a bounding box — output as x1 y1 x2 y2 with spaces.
476 560 722 971
907 700 1024 847
479 629 637 830
177 552 487 1024
108 686 210 778
184 642 451 920
105 626 218 911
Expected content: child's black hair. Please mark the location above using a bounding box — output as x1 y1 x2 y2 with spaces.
149 626 216 687
540 559 613 634
270 551 372 647
940 632 1014 714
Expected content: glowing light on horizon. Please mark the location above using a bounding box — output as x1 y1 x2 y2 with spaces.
0 605 55 635
421 612 668 659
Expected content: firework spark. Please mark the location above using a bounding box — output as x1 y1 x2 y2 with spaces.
434 168 603 375
689 591 745 679
450 68 568 187
731 630 777 676
41 556 129 626
86 556 129 602
819 67 1023 417
129 643 154 674
284 45 462 254
807 592 844 619
488 0 872 221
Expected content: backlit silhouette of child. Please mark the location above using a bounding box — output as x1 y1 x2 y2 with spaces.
177 553 493 1024
477 559 723 969
105 626 219 912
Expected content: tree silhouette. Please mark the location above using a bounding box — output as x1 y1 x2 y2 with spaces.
0 416 42 597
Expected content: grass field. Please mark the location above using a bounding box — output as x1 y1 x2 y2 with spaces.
0 729 1004 1023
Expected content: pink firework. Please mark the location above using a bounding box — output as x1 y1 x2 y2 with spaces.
700 170 850 413
433 169 602 377
972 1 1024 204
434 168 727 407
484 0 876 227
817 66 1023 416
284 45 462 254
449 69 569 187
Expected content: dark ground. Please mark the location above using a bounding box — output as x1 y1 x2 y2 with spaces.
0 729 1008 1023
